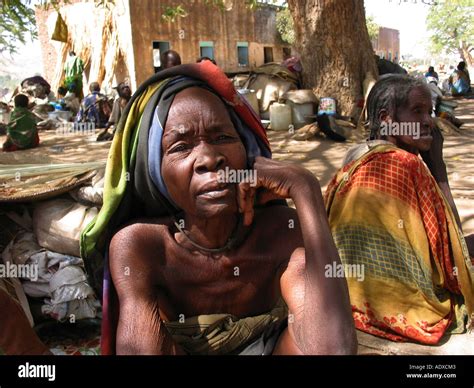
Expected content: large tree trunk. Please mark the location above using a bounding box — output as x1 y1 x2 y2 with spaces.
287 0 378 118
460 41 473 68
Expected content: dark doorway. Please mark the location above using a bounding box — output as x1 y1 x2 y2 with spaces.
264 47 274 63
153 41 170 72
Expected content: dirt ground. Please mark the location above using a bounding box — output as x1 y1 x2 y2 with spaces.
1 97 472 233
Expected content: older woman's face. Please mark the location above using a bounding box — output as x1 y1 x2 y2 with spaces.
161 87 247 218
386 85 434 154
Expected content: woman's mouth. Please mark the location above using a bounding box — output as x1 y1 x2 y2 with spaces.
198 188 232 199
196 182 233 200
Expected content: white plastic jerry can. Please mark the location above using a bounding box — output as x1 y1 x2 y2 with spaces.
270 102 292 131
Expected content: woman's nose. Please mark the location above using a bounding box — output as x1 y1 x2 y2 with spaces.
194 143 225 173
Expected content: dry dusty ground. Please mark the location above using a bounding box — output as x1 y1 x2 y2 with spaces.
1 97 472 233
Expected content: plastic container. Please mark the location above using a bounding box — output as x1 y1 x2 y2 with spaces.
56 111 73 121
270 102 292 131
289 102 314 129
48 111 59 120
238 89 260 117
318 97 337 116
48 111 73 121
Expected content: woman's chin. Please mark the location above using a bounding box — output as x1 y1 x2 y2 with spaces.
194 202 238 219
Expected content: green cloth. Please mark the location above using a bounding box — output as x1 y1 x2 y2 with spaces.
80 82 164 283
64 55 84 79
64 55 84 96
6 107 37 149
164 300 288 355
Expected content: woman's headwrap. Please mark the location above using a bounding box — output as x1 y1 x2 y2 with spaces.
80 61 271 354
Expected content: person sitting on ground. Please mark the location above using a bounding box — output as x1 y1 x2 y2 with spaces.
448 61 471 96
97 82 132 141
424 66 439 81
76 82 110 128
81 60 357 355
197 56 217 66
52 86 68 111
325 74 474 345
2 94 39 152
108 82 131 129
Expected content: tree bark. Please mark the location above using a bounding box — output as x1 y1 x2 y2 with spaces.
287 0 378 118
460 41 473 68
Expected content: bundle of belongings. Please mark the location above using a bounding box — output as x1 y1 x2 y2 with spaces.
2 230 98 322
0 167 105 348
16 76 56 123
242 63 298 119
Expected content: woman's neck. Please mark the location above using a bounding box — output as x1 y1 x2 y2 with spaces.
176 212 241 251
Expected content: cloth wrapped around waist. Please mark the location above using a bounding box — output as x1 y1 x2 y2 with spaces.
163 300 288 355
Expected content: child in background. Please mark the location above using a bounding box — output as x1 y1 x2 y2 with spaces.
2 94 39 152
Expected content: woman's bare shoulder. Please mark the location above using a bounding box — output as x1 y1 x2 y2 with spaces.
108 218 174 292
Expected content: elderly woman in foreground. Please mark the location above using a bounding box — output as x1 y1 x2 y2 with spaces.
325 75 474 345
81 61 356 355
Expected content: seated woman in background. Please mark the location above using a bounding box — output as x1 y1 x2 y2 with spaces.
325 74 473 345
81 61 356 355
449 61 471 96
2 94 39 152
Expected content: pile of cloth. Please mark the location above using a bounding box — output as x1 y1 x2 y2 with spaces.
241 63 299 119
0 168 105 327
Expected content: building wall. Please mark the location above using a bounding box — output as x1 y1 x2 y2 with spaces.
129 0 289 86
373 27 400 63
35 5 64 87
36 1 289 92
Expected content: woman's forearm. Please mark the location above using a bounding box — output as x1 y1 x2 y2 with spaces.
117 299 184 355
290 177 357 354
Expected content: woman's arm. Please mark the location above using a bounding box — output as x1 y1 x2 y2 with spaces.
421 125 463 229
238 157 357 354
287 175 357 354
110 225 184 355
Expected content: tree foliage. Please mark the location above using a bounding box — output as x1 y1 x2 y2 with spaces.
276 7 380 47
366 15 379 42
0 0 37 54
426 0 474 64
276 7 295 44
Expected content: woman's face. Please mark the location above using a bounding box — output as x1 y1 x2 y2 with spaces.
161 87 247 218
381 85 434 154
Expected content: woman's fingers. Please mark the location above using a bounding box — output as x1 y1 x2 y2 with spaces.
237 181 256 226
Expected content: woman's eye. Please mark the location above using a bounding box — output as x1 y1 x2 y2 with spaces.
169 143 189 153
215 134 234 142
